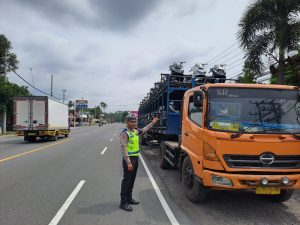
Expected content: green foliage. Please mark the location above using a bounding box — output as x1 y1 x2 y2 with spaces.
0 34 19 74
0 77 30 130
271 52 300 85
238 60 256 83
122 111 129 121
100 102 107 111
68 101 75 108
0 77 30 112
237 0 300 83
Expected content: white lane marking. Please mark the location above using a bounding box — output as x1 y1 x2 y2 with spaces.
110 138 113 142
48 180 86 225
113 134 116 137
140 155 180 225
101 147 108 155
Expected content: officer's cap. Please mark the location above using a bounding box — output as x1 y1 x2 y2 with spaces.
126 114 137 122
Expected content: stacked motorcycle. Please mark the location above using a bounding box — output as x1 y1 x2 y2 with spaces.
169 62 227 85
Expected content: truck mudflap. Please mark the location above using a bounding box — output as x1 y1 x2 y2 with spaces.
202 170 300 190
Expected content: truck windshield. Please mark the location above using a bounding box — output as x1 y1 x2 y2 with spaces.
206 87 300 134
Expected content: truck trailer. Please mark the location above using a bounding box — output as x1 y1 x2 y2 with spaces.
138 73 300 203
13 96 70 142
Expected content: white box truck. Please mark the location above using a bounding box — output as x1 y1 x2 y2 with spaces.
13 96 70 142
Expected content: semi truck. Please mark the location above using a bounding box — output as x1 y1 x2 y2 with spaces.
13 96 70 142
138 72 300 203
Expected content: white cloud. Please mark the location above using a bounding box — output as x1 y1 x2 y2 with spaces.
0 0 249 112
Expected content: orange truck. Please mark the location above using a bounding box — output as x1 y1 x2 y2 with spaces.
140 81 300 203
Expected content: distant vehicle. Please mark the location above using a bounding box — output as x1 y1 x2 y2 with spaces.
13 96 70 142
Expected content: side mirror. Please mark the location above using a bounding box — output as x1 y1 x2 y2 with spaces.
193 91 203 107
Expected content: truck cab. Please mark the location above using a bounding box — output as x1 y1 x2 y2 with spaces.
180 83 300 202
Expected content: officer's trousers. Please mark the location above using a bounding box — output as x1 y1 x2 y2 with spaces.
120 156 139 204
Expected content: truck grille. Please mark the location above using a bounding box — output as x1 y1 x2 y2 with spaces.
224 154 300 169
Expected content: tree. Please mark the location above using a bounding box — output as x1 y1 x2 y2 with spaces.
100 102 107 112
0 34 19 75
0 77 30 130
68 101 74 108
237 0 300 84
270 50 300 85
122 111 129 122
238 60 257 83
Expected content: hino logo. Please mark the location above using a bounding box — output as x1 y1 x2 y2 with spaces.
259 153 275 165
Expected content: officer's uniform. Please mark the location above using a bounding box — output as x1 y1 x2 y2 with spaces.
120 129 140 205
119 120 154 211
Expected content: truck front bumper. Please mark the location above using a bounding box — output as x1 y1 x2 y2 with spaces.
202 170 300 189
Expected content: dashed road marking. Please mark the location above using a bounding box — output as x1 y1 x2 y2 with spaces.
110 138 113 142
101 147 108 155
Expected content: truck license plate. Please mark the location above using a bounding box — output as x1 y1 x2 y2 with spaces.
27 133 36 136
256 187 280 195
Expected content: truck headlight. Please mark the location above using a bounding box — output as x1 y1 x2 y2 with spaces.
261 177 269 185
281 177 290 185
211 175 233 186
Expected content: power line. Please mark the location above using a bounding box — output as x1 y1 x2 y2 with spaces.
5 64 61 100
220 52 244 65
207 46 240 67
206 42 239 64
226 61 245 71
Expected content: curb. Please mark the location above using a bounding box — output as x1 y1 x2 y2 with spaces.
0 134 16 139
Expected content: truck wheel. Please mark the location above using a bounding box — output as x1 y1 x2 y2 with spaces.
141 135 147 145
182 156 208 203
263 190 294 203
26 136 37 142
65 134 69 137
159 142 170 169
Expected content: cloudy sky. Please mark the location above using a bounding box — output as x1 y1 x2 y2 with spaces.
0 0 250 111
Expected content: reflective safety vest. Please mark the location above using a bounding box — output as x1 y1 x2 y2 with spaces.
126 130 140 156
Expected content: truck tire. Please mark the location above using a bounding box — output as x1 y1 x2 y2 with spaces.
65 134 69 137
141 135 147 145
159 142 171 169
25 136 37 142
53 135 58 141
182 156 208 203
263 189 294 203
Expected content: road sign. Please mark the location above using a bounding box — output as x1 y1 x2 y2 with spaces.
75 100 88 110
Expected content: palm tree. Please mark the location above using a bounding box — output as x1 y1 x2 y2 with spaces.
68 101 74 108
237 0 300 84
100 102 107 113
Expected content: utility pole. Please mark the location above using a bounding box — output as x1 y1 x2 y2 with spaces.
73 102 76 128
50 75 53 98
2 51 7 134
61 89 67 103
30 68 34 87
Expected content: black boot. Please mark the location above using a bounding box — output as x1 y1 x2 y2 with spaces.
128 198 139 205
120 203 133 212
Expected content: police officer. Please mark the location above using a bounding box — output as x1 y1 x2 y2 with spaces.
119 115 158 211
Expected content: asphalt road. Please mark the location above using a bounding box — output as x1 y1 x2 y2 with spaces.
0 125 299 225
0 124 190 225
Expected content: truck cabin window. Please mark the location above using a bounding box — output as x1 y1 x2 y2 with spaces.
188 95 202 126
207 88 300 133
